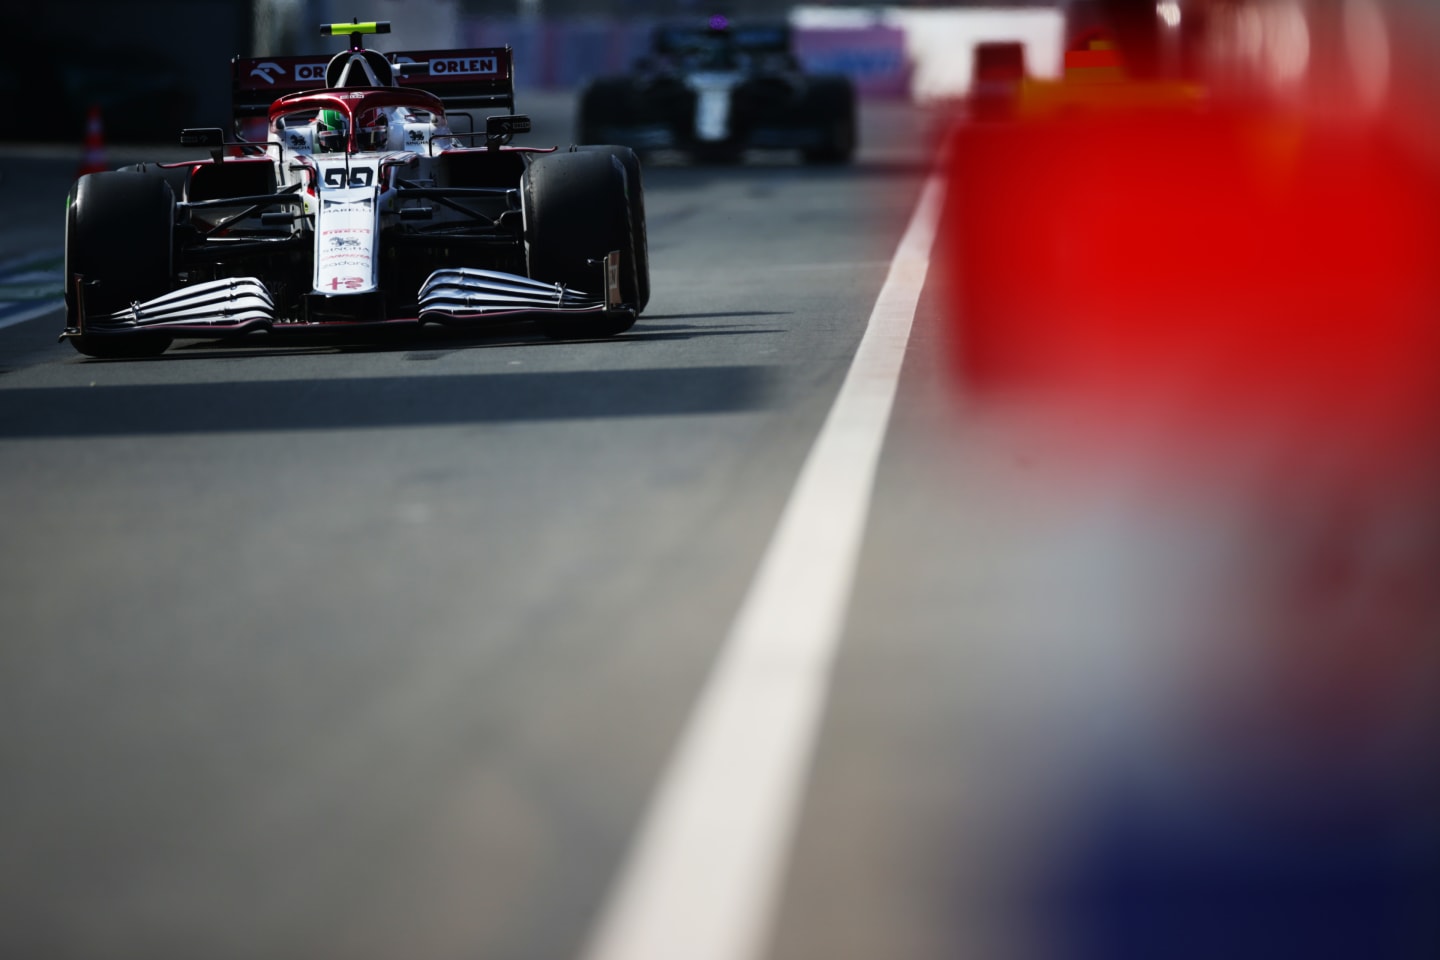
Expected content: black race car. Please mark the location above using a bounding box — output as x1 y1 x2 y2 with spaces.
577 19 856 164
63 20 648 358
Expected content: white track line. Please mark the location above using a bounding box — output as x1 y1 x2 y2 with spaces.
580 172 946 960
0 300 63 331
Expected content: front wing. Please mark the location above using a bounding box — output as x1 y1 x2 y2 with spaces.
64 253 631 341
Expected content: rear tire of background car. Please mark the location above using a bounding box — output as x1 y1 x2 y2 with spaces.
65 172 175 358
570 144 650 314
576 79 629 147
802 78 857 166
524 150 640 339
692 142 743 166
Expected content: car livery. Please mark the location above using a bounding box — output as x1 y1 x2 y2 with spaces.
62 19 649 358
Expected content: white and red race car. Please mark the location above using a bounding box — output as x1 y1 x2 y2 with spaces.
63 20 648 358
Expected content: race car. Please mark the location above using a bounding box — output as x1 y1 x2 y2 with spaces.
1014 30 1205 121
577 18 856 164
63 20 649 358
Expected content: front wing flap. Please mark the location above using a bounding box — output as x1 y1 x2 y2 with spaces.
418 252 626 319
64 254 632 339
65 278 277 339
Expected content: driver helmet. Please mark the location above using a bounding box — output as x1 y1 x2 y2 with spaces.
315 108 348 153
356 108 390 152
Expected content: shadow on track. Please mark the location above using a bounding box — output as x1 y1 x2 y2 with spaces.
60 312 791 362
0 366 776 438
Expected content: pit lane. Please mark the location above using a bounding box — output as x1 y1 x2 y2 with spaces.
0 82 1105 960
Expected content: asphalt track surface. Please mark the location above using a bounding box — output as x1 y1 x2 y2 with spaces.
0 94 1008 960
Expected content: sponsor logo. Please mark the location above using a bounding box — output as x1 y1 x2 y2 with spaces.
249 61 327 85
329 236 364 250
250 61 285 84
327 277 367 290
430 56 498 77
324 167 375 188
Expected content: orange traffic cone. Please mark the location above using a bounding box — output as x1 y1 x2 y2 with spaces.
77 105 109 177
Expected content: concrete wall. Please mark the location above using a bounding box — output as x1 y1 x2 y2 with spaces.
458 6 1067 100
874 6 1066 101
251 3 1071 102
2 0 1070 142
10 1 253 141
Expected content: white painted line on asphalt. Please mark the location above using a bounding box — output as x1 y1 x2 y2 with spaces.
0 249 62 275
0 300 63 331
579 172 946 960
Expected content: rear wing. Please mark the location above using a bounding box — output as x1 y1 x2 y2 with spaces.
732 24 793 54
391 48 515 111
230 46 515 122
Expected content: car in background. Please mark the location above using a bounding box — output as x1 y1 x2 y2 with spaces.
577 18 856 164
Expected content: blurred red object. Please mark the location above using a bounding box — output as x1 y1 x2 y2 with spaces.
939 7 1440 957
941 104 1440 490
969 41 1027 122
77 105 109 177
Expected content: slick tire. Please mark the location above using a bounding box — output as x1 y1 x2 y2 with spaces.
65 172 175 358
524 150 639 339
802 77 857 166
576 79 628 147
570 144 650 314
692 143 743 166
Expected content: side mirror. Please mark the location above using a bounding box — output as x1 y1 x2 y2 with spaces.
179 127 225 149
485 114 531 147
180 127 228 162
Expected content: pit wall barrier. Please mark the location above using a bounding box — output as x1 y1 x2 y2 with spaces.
458 7 1066 102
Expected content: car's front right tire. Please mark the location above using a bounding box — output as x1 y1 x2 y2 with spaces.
570 144 650 314
523 150 640 339
65 172 176 358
